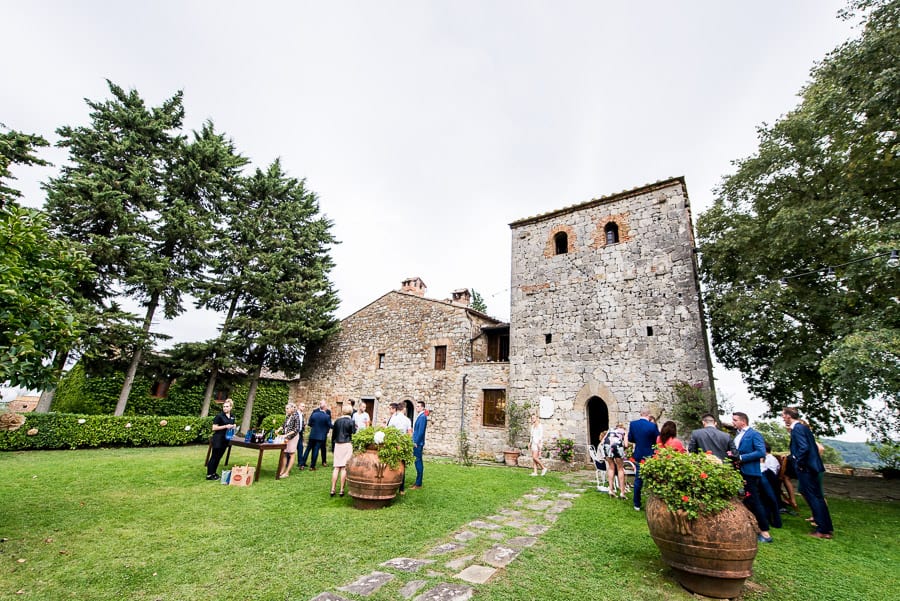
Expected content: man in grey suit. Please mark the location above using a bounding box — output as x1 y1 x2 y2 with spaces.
688 413 735 460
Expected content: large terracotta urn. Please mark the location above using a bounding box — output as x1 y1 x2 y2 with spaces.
346 446 404 509
645 495 758 599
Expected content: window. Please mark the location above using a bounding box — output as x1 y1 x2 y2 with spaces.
487 330 510 362
545 333 552 344
604 222 619 245
647 326 654 336
377 353 385 369
483 389 506 427
150 379 171 398
554 231 568 255
434 345 447 370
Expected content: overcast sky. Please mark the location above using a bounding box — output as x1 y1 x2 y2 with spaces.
2 2 866 438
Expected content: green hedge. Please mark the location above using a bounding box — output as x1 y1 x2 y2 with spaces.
52 364 290 425
0 413 214 451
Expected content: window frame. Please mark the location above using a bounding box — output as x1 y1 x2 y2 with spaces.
482 389 506 428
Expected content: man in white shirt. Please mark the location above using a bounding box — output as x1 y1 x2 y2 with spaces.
386 402 412 494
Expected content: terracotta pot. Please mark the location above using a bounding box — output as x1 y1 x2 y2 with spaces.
346 447 404 509
503 449 521 467
645 496 758 599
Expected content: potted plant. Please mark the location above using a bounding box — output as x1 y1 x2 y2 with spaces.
503 400 528 466
639 447 756 599
346 427 414 509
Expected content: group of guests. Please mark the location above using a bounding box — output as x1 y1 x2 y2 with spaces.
205 397 428 497
625 406 834 542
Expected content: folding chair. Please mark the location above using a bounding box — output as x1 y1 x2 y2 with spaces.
588 445 609 492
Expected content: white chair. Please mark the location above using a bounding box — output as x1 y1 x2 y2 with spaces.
588 445 609 492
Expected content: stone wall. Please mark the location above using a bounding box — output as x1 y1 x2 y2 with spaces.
291 290 509 458
508 177 715 449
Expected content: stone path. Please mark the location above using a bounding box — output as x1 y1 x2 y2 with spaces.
308 471 591 600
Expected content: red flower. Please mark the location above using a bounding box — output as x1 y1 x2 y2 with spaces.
700 473 708 479
640 459 646 465
706 450 713 455
682 495 690 502
744 491 751 498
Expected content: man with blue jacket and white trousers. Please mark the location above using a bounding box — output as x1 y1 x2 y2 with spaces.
411 400 428 489
732 411 774 543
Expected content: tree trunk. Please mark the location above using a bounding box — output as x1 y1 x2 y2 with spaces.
200 295 239 417
240 363 263 433
115 293 159 416
34 349 70 413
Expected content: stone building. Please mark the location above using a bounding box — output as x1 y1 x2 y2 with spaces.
293 177 714 460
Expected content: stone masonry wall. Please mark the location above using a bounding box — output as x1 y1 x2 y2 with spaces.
291 291 509 458
508 178 714 449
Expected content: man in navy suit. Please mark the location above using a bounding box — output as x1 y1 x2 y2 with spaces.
300 400 332 470
732 412 774 543
783 406 834 539
410 400 428 489
627 407 660 511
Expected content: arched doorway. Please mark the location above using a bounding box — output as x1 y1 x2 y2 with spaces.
586 396 609 449
402 399 414 421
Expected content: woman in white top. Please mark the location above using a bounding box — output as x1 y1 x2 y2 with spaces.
529 414 547 476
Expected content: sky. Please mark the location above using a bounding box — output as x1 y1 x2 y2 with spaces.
1 1 868 439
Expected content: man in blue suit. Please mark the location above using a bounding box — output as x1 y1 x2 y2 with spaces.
410 400 428 489
783 406 834 538
300 400 332 470
732 412 774 543
627 407 659 511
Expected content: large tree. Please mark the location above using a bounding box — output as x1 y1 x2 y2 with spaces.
697 0 899 436
45 82 246 414
221 160 340 432
0 126 92 390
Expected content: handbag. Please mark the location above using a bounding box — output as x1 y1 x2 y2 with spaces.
229 464 256 487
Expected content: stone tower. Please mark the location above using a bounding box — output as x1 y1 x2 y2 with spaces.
508 177 714 451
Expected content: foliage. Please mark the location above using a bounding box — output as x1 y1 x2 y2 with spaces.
506 399 529 449
470 289 488 313
821 438 879 467
351 426 414 469
552 437 576 462
457 430 474 466
0 126 93 389
755 419 843 464
0 412 212 450
640 446 746 520
260 413 283 433
869 437 900 471
667 381 716 433
695 0 900 437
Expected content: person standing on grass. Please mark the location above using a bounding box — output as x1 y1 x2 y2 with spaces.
628 407 659 511
529 414 547 476
732 411 774 543
783 407 834 539
276 403 301 478
601 423 627 497
410 400 428 489
688 413 735 460
300 400 332 471
330 404 357 497
387 402 412 494
206 398 236 480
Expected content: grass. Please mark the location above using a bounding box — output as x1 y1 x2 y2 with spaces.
0 446 897 601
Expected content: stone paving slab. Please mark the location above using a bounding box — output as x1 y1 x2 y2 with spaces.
400 580 428 599
455 564 498 584
505 536 538 548
454 530 478 542
557 492 581 499
523 524 549 535
521 494 541 501
413 583 474 601
485 514 505 522
445 554 475 570
468 520 501 530
498 508 522 516
428 542 465 555
483 544 521 568
337 571 394 596
547 500 573 513
526 500 554 510
381 557 435 572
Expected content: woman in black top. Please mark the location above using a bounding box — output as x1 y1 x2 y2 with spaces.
206 399 236 480
329 404 357 496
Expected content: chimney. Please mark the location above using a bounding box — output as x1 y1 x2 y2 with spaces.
400 277 427 297
451 289 471 307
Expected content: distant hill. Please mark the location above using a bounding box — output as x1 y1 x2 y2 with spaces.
821 439 879 468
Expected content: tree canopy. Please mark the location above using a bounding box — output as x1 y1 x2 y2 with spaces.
697 0 900 437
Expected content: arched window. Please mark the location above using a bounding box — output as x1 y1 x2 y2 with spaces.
604 222 619 245
554 231 568 255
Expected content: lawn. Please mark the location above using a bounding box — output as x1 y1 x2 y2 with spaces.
0 446 897 601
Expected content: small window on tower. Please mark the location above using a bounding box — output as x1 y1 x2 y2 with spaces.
554 232 568 255
434 345 447 370
545 333 552 344
605 222 619 245
377 353 385 369
647 326 654 336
